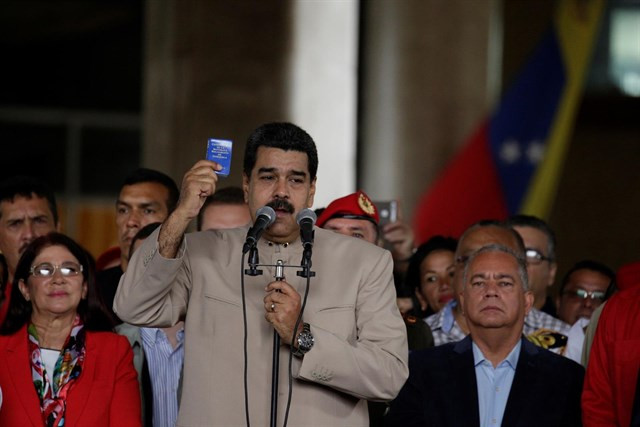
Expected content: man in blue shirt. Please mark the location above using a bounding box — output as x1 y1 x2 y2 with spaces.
387 244 584 427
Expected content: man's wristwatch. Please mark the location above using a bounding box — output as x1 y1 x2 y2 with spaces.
292 322 314 357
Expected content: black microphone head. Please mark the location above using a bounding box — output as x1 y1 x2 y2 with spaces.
256 206 277 227
296 208 317 226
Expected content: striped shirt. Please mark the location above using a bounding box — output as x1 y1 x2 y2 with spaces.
140 327 185 427
426 300 570 354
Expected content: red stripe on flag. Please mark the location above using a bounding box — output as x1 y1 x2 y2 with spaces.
413 121 508 243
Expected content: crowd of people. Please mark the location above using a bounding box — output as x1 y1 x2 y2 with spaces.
0 121 637 426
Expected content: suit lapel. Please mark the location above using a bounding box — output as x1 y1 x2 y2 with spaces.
451 337 481 426
4 326 46 427
65 331 96 425
502 337 538 425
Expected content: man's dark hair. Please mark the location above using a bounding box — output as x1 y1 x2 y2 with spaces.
196 187 246 230
506 214 556 261
243 122 318 181
0 176 58 225
560 260 616 296
1 233 115 334
121 168 180 214
129 222 162 262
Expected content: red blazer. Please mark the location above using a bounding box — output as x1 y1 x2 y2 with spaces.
0 325 141 426
583 285 640 427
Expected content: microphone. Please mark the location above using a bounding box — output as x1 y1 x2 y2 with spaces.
296 209 316 249
243 206 276 253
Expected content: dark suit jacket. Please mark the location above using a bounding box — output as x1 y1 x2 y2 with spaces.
386 336 584 427
0 325 141 426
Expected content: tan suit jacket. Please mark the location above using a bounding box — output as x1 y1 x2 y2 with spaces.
114 226 408 426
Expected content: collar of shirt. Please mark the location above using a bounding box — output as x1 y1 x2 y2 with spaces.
472 339 521 370
141 327 185 348
567 317 590 339
524 308 570 335
473 339 521 427
441 300 457 333
114 322 144 348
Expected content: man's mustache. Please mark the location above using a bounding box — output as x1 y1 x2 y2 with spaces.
267 199 294 214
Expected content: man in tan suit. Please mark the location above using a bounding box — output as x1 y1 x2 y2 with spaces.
114 122 409 426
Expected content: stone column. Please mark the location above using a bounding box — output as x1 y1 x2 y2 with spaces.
143 0 293 187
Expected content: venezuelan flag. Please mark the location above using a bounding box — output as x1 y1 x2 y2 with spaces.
413 0 605 243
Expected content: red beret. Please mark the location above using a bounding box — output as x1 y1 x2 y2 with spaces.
316 190 379 228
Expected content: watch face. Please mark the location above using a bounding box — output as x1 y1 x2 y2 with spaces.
298 332 311 351
297 324 314 353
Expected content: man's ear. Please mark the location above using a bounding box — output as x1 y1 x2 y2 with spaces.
524 291 535 316
242 173 250 204
307 177 317 208
547 262 558 287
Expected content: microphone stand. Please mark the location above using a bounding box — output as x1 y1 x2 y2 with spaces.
270 260 285 427
245 249 285 427
244 245 262 276
242 244 315 427
297 246 315 278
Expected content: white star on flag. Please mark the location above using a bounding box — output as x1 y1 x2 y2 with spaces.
499 139 521 164
526 140 545 164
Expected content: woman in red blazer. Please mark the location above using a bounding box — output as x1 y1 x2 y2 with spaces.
0 233 141 426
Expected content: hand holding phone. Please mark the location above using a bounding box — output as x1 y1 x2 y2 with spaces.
375 200 398 227
375 200 415 270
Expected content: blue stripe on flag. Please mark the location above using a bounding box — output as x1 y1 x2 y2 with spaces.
489 29 566 214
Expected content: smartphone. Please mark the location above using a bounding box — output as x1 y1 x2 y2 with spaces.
374 200 397 226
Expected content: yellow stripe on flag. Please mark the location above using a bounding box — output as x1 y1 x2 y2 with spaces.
521 0 605 217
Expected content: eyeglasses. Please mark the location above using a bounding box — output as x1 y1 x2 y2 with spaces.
563 289 606 302
525 248 553 265
29 262 83 278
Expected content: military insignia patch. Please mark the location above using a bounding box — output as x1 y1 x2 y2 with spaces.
358 193 376 216
526 329 568 351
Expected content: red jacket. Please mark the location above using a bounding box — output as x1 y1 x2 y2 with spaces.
0 325 141 426
0 282 13 326
582 284 640 426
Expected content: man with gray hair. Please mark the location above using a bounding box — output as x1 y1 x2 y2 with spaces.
387 244 584 426
426 220 570 355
